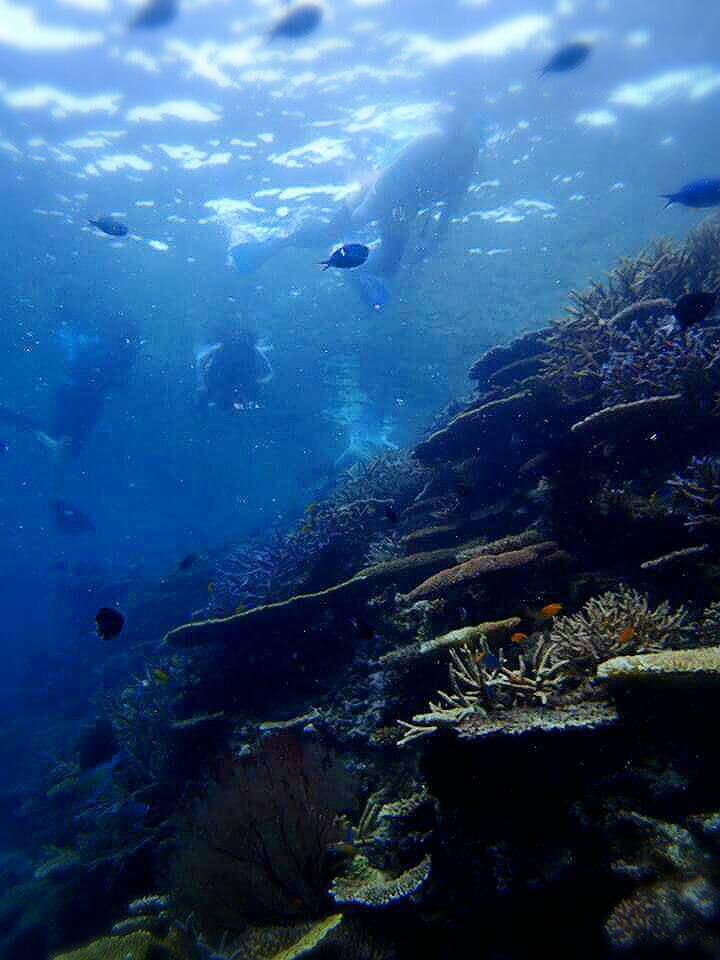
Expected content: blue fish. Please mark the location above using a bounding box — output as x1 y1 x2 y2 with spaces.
661 179 720 209
268 3 323 41
88 216 128 237
539 42 591 77
130 0 178 29
484 652 500 671
349 273 390 311
321 244 369 271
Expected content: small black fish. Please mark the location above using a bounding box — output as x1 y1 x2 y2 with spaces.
178 552 198 572
673 292 717 329
130 0 178 29
539 41 591 76
350 616 375 641
321 244 369 271
95 607 125 642
49 499 95 534
268 3 323 41
88 216 128 237
661 179 720 209
384 504 399 525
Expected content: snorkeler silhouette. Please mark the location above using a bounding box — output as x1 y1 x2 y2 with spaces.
230 108 483 289
0 320 138 467
196 325 273 412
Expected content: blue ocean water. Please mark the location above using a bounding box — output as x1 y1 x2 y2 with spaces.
0 0 719 954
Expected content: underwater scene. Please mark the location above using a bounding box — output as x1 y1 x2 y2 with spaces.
3 0 720 956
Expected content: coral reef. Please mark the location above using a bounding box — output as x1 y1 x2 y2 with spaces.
26 215 720 960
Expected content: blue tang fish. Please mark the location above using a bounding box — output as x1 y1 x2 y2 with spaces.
661 179 720 209
321 244 369 271
268 3 323 41
130 0 178 29
539 42 592 77
88 216 128 237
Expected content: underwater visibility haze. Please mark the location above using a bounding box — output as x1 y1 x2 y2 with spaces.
3 0 720 956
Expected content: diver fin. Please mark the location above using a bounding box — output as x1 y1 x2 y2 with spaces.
36 432 73 463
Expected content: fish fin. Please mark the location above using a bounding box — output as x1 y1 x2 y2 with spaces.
660 195 676 208
319 261 330 270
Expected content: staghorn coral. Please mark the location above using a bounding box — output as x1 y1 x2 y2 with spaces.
398 588 694 745
546 586 695 680
397 635 570 746
364 533 405 566
599 322 720 408
701 601 720 646
542 219 720 405
206 454 428 615
668 455 720 530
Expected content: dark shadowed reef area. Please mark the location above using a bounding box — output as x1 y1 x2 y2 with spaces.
3 1 720 958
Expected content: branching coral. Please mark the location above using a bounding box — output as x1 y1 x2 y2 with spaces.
398 588 694 745
397 637 568 745
105 675 178 788
700 601 720 646
206 454 428 615
600 323 720 408
668 456 720 530
365 533 405 566
541 219 720 405
546 587 695 678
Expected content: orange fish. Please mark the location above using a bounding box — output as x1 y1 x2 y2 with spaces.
537 603 563 620
618 626 636 645
511 632 529 644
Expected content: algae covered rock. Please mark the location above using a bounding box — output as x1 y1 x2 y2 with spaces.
570 394 685 445
268 914 344 959
164 547 464 649
402 540 568 602
330 854 431 909
51 928 189 960
597 646 720 687
413 391 532 465
456 701 619 741
379 618 522 670
605 877 720 952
